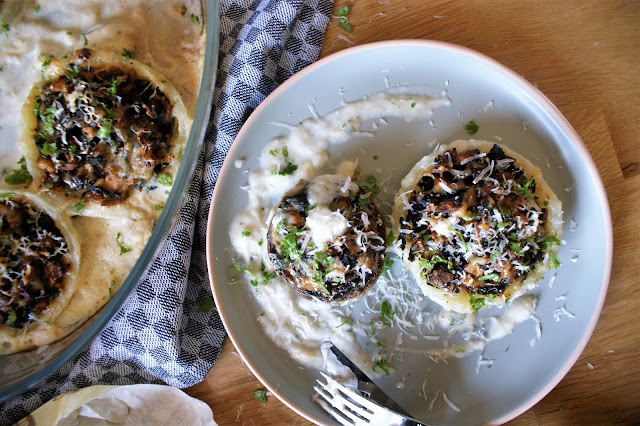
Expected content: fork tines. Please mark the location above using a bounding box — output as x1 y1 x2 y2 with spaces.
313 372 404 426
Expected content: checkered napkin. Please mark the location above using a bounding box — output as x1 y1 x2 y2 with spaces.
0 0 332 423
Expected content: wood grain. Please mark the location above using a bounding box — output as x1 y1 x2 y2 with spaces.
186 1 640 424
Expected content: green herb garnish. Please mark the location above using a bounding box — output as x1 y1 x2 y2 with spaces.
470 294 486 312
72 202 84 213
3 157 32 186
449 228 468 252
335 319 351 329
41 56 52 75
379 301 394 326
381 257 394 274
372 358 390 375
155 204 164 211
548 251 561 270
157 172 173 186
0 192 16 201
464 120 479 135
241 229 251 237
122 48 133 60
107 77 118 95
97 118 112 139
419 254 452 273
515 178 534 198
282 145 289 157
116 232 132 255
478 273 501 282
271 161 298 176
41 141 57 157
253 389 268 403
6 308 17 325
80 32 88 46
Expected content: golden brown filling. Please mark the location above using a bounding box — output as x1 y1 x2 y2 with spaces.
33 49 175 205
0 195 71 328
398 144 560 302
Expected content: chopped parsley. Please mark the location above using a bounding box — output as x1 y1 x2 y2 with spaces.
116 232 132 255
41 56 52 76
271 161 298 176
379 301 394 326
80 32 88 46
358 174 380 206
122 48 133 60
336 5 353 32
1 20 9 37
497 222 509 229
253 389 268 403
335 319 351 328
470 294 487 312
449 228 468 252
478 272 501 282
257 238 263 246
411 102 417 108
381 257 394 274
6 308 17 325
282 145 289 157
419 254 453 273
158 172 173 186
107 77 118 95
269 149 278 157
35 4 41 12
191 14 200 26
155 204 164 211
385 230 395 247
41 141 57 157
108 280 115 297
4 157 32 186
541 233 561 249
97 101 117 117
66 64 80 78
0 192 16 201
233 262 276 287
464 120 479 135
196 296 216 313
372 358 390 375
515 178 534 198
280 226 304 261
72 202 84 213
97 118 112 139
241 229 251 237
548 251 561 270
373 155 379 160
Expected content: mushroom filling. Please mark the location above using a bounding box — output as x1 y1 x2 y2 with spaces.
0 196 71 328
267 175 386 303
398 144 560 298
33 49 175 205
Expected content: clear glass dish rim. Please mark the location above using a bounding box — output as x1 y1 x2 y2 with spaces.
0 0 220 402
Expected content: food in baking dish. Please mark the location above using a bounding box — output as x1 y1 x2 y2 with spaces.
20 49 189 219
392 140 563 313
0 190 80 354
267 173 387 304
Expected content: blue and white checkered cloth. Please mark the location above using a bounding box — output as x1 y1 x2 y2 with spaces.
0 1 332 423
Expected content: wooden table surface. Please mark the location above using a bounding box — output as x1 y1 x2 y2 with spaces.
186 1 640 424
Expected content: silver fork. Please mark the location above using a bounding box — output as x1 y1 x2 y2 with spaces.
314 372 425 426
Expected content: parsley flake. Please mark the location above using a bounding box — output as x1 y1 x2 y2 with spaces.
97 118 112 139
72 202 84 213
478 272 501 282
372 358 390 375
241 229 251 237
122 48 133 60
465 120 479 135
271 161 298 176
158 172 173 186
6 308 17 325
116 232 132 255
379 301 394 326
253 389 268 403
4 157 32 186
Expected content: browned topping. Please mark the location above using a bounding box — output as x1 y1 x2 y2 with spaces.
399 144 558 300
0 196 72 328
32 50 175 206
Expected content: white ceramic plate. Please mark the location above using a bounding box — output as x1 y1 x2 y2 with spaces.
206 40 612 424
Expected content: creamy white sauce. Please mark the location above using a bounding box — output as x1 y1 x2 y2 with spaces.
230 89 544 386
